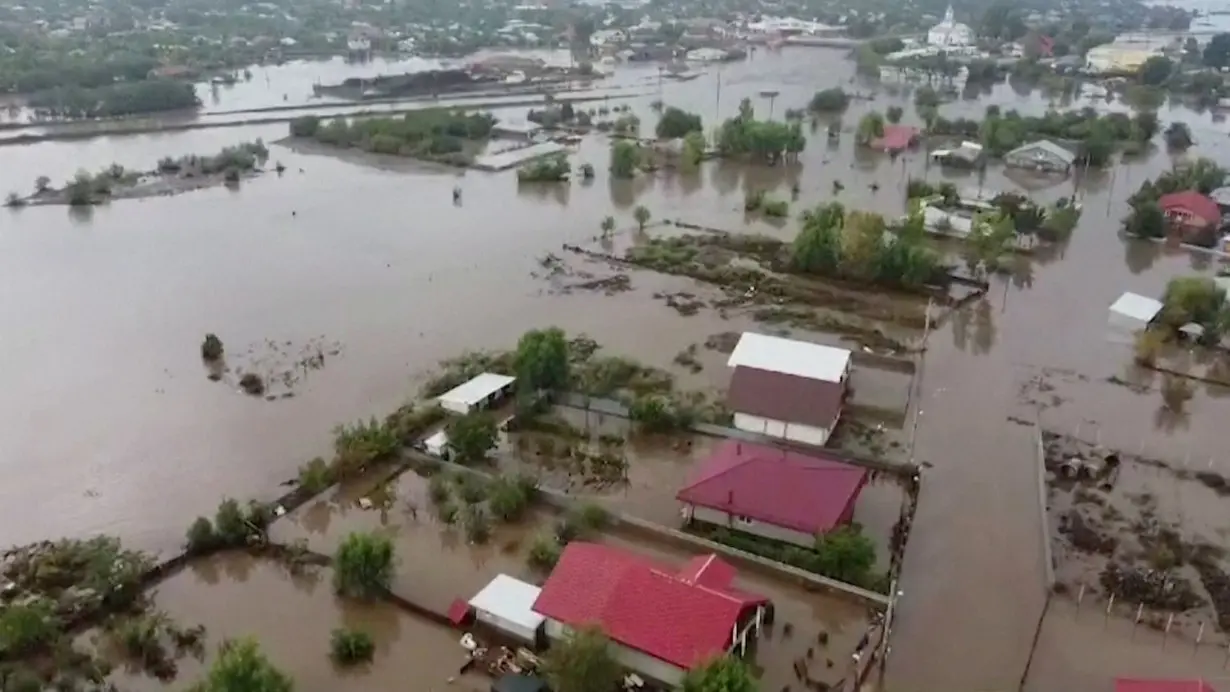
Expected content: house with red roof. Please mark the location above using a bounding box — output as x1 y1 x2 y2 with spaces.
531 542 770 686
1159 190 1222 231
677 440 868 548
1116 679 1217 692
872 125 920 153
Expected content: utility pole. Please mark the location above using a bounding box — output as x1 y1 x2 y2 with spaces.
759 89 779 119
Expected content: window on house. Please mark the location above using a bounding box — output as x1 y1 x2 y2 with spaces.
734 515 754 526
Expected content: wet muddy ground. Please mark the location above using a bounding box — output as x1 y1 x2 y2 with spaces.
267 466 875 690
1044 430 1230 645
7 45 1230 692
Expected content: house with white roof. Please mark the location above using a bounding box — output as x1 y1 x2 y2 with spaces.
1108 292 1163 344
724 332 851 446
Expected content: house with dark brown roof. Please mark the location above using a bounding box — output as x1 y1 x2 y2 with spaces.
677 440 868 547
725 332 851 446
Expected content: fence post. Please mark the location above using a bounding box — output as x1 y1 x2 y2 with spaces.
1104 593 1115 628
1195 622 1205 655
1076 584 1086 619
1132 603 1143 640
1162 613 1174 650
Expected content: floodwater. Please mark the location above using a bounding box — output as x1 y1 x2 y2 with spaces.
102 553 485 691
268 467 874 690
5 45 1230 691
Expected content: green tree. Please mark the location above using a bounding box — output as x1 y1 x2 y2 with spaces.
541 626 622 692
514 327 570 392
190 639 293 692
792 202 845 274
633 205 651 231
1132 111 1160 141
333 531 395 599
446 412 498 464
886 106 904 124
34 176 50 193
813 525 877 585
964 211 1017 277
682 130 706 169
682 655 757 692
1139 56 1174 86
856 112 885 144
655 107 703 139
0 600 58 657
913 86 941 110
1164 122 1194 150
609 141 641 179
330 629 375 666
1160 276 1226 331
1125 201 1166 239
807 87 850 112
1204 33 1230 69
600 215 616 237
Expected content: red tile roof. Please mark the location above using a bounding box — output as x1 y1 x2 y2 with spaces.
1117 680 1216 692
727 366 845 430
676 440 867 535
873 125 919 152
1159 191 1221 225
531 542 768 670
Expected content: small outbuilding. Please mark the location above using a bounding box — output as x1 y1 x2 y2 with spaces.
436 373 516 415
725 333 851 446
493 120 544 141
468 574 547 646
1004 140 1075 174
1108 291 1163 343
929 141 983 167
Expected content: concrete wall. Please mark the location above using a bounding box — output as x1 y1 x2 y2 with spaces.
476 609 538 644
732 413 831 446
689 505 817 548
545 619 686 687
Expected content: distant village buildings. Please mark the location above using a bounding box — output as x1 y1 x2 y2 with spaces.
926 5 974 48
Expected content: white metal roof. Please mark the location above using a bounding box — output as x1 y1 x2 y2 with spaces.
727 332 851 383
424 429 449 453
1109 292 1163 323
437 373 516 409
469 574 545 630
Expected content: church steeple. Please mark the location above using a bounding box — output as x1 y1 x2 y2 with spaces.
943 4 955 23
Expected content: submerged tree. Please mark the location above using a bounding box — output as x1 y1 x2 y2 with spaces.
200 334 224 361
855 111 885 145
541 626 621 692
189 639 292 692
682 655 758 692
514 327 570 392
333 531 395 599
633 205 651 231
446 412 499 464
1164 122 1194 150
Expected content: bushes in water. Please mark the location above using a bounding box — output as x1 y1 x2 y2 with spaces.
333 532 395 599
184 499 272 554
330 628 375 666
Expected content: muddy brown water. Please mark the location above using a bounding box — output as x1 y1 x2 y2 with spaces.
94 552 489 692
5 47 1230 691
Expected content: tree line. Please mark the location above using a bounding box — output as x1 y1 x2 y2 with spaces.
28 79 199 119
289 110 496 163
791 202 946 289
716 98 805 165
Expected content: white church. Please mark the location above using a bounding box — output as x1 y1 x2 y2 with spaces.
926 5 974 48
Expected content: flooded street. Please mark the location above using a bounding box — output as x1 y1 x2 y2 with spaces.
5 45 1230 690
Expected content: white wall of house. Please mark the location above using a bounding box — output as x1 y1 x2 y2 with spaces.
732 413 832 446
544 619 687 687
688 505 817 548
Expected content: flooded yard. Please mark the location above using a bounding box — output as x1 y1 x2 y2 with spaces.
98 553 484 692
7 41 1230 692
267 465 875 690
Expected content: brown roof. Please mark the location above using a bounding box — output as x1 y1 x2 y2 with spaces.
726 366 845 429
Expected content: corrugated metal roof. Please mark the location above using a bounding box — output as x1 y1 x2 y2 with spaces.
436 372 515 410
726 332 850 383
1006 139 1075 165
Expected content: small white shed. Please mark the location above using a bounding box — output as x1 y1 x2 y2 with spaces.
424 429 450 458
468 574 546 644
436 373 516 415
1108 291 1163 344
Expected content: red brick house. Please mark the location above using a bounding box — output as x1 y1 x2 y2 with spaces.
531 542 770 686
